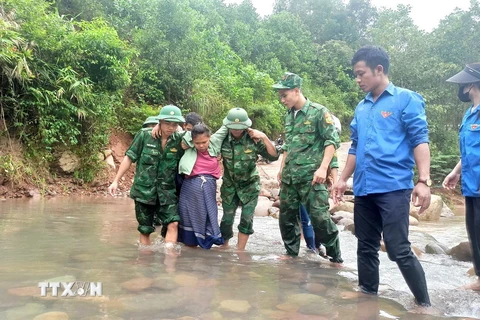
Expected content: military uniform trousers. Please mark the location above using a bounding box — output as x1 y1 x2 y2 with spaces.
220 191 258 240
279 181 341 258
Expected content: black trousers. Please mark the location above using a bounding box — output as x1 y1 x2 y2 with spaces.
465 197 480 277
354 189 431 306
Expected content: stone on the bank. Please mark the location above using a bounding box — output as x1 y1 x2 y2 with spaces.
337 217 354 228
330 201 354 214
33 311 69 320
450 241 473 262
254 196 273 217
344 223 355 234
259 188 271 198
440 203 455 217
409 216 419 226
268 207 279 219
409 195 443 221
218 299 251 313
105 155 116 170
58 151 80 173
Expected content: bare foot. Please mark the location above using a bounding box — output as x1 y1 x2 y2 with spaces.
458 279 480 291
341 291 374 300
408 305 442 316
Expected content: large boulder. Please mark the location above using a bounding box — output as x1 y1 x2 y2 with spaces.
449 241 473 262
254 196 273 217
410 195 443 221
330 201 354 214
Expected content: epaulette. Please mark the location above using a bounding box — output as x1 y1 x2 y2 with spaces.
309 102 328 112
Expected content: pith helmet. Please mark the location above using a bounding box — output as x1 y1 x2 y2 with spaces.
157 105 185 123
142 116 159 127
223 108 252 130
272 72 303 90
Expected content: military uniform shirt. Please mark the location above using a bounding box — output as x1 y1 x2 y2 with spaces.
221 133 279 204
126 129 184 205
281 99 340 185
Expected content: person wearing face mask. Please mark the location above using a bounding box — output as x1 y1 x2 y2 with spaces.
443 63 480 291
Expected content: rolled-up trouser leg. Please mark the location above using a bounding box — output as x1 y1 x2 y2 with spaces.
135 200 156 235
378 190 430 306
279 182 301 256
466 197 480 277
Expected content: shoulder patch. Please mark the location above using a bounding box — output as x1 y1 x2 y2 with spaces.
324 112 333 124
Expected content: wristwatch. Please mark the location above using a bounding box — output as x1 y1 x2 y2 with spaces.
417 178 432 187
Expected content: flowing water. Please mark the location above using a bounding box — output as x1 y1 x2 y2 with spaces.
0 197 479 319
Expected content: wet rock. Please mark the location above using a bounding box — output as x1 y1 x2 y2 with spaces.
409 216 419 226
410 195 443 221
286 293 326 307
27 188 41 197
3 303 46 320
120 277 154 292
425 242 449 255
259 188 271 198
58 151 80 173
412 245 423 257
331 215 342 224
330 201 354 214
254 196 273 217
118 293 184 312
8 286 41 297
268 207 279 219
304 283 327 294
174 274 199 287
271 188 280 199
450 241 473 262
344 223 355 234
199 311 223 320
218 299 251 313
337 217 354 228
276 302 299 312
33 311 69 320
272 199 280 208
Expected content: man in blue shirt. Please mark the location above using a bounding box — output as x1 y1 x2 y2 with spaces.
333 46 432 308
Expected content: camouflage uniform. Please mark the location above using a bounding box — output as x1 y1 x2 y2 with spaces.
280 100 341 257
126 128 184 235
220 133 279 240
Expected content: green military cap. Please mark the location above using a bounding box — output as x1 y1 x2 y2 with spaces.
223 107 252 130
157 104 185 123
272 72 302 90
142 116 159 127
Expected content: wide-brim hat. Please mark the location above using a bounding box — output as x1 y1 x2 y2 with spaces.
142 116 159 127
222 116 252 130
446 63 480 84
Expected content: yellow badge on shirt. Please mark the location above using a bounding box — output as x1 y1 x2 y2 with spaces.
170 148 178 153
244 149 253 154
325 112 333 124
304 120 311 125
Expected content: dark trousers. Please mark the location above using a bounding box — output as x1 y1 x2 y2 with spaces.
354 189 430 306
465 197 480 277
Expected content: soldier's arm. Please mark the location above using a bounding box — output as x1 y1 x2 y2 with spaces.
209 125 229 152
247 129 279 161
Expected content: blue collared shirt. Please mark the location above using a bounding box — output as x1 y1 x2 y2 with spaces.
459 106 480 197
349 83 429 196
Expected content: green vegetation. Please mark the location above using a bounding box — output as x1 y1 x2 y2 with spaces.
0 0 478 185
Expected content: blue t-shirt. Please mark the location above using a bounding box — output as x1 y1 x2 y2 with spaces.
459 106 480 197
349 82 429 196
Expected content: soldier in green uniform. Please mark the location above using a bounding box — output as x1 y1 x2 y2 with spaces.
108 105 185 248
219 108 279 251
273 72 343 263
